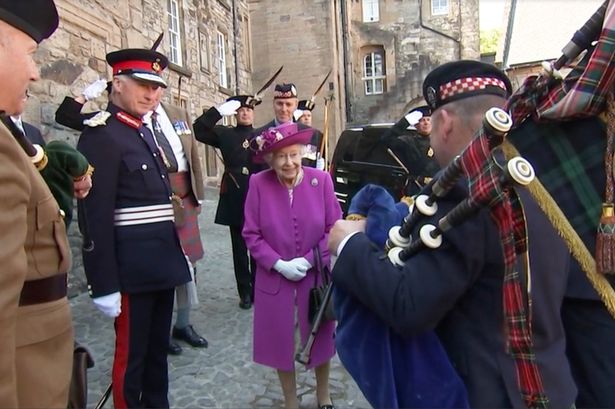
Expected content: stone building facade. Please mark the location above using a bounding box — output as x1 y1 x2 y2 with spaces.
249 0 480 134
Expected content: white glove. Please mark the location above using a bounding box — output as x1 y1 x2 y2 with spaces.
404 110 423 127
316 156 325 171
290 257 312 271
293 109 304 121
82 79 108 101
274 259 308 281
216 100 241 116
92 291 121 317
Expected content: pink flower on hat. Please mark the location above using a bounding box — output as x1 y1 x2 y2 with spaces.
253 128 284 153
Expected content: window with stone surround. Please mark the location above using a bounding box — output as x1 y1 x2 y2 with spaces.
167 0 183 66
216 31 228 88
362 47 385 95
362 0 379 22
241 14 252 71
431 0 449 16
199 30 210 72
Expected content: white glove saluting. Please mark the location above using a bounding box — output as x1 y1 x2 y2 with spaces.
92 291 121 318
216 100 241 116
82 79 108 101
404 110 423 127
274 259 309 281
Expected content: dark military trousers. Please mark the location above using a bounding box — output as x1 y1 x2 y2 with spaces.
562 297 615 409
229 225 255 301
112 288 175 409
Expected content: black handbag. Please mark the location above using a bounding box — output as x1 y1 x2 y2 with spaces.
308 246 336 325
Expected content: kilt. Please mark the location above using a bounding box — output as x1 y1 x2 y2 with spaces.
170 171 204 264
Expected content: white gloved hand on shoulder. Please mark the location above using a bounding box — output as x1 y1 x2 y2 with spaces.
92 291 122 318
216 100 241 116
82 79 108 101
274 259 308 281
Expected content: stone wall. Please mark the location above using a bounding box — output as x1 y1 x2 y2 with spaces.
247 0 479 129
347 0 480 124
247 0 345 154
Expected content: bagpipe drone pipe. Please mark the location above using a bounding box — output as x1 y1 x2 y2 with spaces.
333 108 541 408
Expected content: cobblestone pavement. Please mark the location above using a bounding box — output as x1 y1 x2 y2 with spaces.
71 188 370 409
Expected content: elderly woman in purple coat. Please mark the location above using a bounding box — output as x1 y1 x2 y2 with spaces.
243 122 342 409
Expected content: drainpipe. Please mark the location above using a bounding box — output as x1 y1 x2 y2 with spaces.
340 0 352 122
419 0 461 59
232 0 240 94
501 0 518 69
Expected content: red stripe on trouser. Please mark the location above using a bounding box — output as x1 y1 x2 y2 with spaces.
112 294 130 409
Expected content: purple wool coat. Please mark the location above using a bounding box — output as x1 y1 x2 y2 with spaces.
243 166 342 370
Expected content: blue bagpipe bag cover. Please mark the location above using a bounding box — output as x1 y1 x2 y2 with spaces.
333 184 469 408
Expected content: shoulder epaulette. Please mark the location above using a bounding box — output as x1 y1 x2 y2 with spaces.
83 111 111 128
116 111 143 129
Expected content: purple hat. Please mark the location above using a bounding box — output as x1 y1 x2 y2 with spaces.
251 123 313 162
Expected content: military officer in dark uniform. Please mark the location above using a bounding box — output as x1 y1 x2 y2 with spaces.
193 95 259 309
77 48 191 408
380 104 439 195
294 99 325 169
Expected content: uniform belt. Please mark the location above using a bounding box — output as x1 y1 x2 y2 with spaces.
114 203 174 226
19 273 68 306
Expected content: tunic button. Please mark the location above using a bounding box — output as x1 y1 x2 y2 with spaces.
142 164 148 170
161 174 166 179
59 209 66 218
153 152 157 157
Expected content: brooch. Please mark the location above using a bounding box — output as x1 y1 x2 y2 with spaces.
311 177 318 187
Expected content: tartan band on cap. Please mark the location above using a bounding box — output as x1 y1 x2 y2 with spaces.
440 77 508 101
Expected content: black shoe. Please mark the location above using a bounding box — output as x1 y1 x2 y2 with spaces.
172 325 208 348
168 340 183 355
239 295 252 310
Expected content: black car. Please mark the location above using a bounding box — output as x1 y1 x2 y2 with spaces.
329 123 439 215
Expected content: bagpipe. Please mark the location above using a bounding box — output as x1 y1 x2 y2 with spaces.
332 1 615 408
333 108 534 409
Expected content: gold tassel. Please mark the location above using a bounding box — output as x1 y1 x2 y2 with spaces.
596 204 615 274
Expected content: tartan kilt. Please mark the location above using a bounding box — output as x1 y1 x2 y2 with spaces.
170 171 204 263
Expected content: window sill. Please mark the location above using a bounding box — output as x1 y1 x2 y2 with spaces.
168 62 193 78
218 85 233 96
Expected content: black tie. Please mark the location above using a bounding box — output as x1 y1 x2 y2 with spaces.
151 112 178 173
